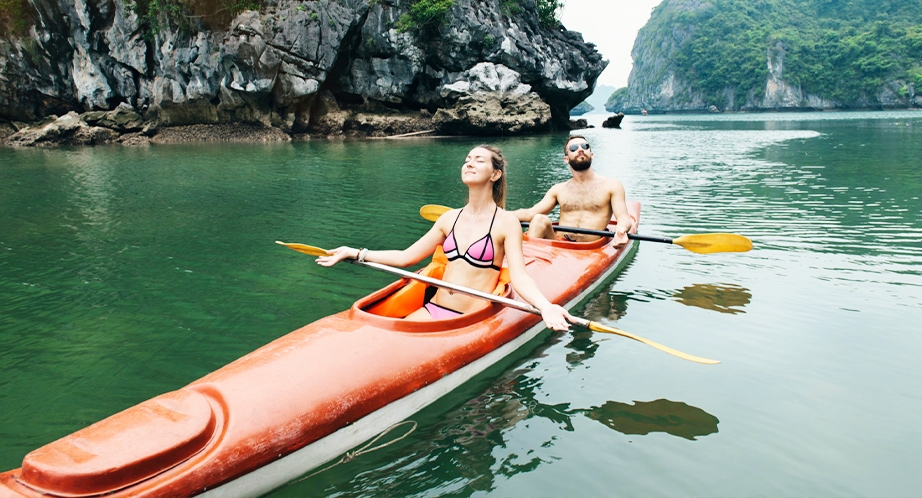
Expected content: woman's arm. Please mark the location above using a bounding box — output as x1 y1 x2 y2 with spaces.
499 213 572 331
316 211 452 268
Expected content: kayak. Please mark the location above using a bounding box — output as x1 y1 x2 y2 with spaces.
0 201 641 498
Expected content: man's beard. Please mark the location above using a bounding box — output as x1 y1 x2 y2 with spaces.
570 156 592 171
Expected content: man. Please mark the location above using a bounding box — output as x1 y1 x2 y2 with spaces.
511 135 633 246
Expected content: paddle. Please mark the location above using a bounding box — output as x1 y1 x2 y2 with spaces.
419 204 753 254
276 241 720 365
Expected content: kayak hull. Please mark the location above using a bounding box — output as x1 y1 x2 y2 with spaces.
0 202 640 498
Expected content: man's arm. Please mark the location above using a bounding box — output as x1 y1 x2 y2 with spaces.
509 185 561 222
608 178 632 244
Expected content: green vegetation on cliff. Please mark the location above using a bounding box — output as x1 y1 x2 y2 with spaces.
536 0 564 28
396 0 455 32
644 0 922 108
500 0 563 28
0 0 30 37
126 0 263 36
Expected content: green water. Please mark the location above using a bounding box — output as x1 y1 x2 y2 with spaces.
1 111 920 496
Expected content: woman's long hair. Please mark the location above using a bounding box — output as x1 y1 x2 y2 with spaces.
477 144 507 209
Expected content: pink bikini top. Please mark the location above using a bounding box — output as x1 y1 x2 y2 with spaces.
442 206 502 271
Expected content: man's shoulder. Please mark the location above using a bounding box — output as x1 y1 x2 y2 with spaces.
547 181 569 193
564 172 623 190
596 174 624 190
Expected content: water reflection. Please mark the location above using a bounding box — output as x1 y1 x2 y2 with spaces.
442 379 719 444
579 399 719 441
580 271 633 322
673 283 752 314
564 329 602 369
597 281 752 316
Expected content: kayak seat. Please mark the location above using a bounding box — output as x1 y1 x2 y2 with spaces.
365 246 511 319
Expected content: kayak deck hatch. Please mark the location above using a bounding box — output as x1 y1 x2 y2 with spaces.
17 390 217 497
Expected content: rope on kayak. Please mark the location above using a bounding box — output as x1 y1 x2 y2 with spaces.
286 420 418 485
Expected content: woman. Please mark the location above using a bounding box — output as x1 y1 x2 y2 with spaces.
316 145 572 331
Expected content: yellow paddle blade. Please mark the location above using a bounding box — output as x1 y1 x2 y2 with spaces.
420 204 451 222
275 241 330 257
586 321 721 365
671 233 753 254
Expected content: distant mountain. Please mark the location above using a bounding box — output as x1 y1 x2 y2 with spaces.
571 84 617 115
586 84 617 113
570 101 594 115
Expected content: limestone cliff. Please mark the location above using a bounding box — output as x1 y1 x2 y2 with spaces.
607 0 922 114
0 0 606 145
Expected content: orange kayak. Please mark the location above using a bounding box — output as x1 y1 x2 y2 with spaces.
0 202 640 497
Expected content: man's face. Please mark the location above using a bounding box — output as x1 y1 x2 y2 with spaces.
566 140 592 171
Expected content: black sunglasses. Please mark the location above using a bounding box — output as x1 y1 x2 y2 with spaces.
568 142 591 152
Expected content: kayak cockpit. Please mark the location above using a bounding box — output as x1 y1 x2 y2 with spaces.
523 220 622 250
350 248 513 333
347 230 619 333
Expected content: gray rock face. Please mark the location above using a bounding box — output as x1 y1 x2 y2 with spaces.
0 0 606 144
6 111 119 147
434 62 551 135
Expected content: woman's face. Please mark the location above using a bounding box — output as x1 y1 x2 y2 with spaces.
462 147 500 185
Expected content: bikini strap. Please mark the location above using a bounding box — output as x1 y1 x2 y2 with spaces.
486 205 498 233
451 208 464 231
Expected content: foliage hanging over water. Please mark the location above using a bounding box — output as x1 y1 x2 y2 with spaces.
645 0 922 107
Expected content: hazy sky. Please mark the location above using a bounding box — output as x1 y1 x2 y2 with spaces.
558 0 662 88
